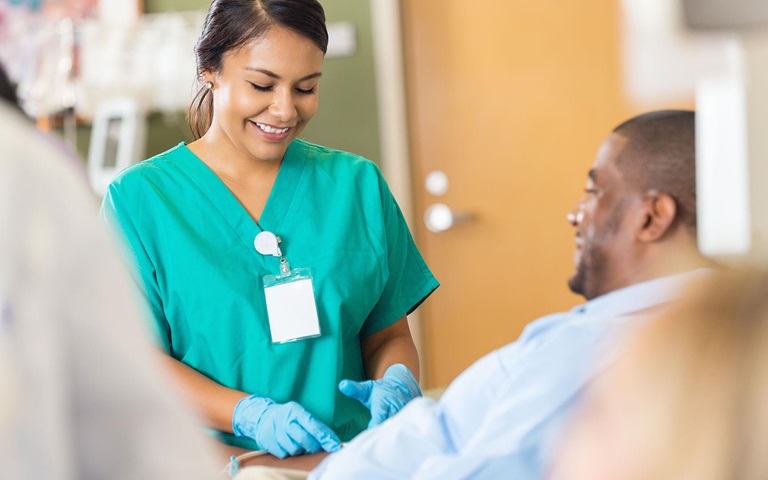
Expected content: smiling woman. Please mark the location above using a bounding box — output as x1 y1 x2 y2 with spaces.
98 0 438 465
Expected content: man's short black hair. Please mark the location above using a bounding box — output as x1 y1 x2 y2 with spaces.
612 110 696 233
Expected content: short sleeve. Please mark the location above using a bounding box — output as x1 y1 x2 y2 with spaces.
100 182 172 351
360 168 439 337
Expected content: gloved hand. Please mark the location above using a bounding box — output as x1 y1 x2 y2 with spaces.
338 363 422 428
232 395 341 458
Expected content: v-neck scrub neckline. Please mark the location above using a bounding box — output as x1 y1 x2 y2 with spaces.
176 141 307 261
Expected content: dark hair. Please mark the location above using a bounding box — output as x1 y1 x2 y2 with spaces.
187 0 328 139
0 62 21 109
612 110 697 233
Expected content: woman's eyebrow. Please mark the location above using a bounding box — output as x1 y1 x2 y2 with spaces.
246 67 322 81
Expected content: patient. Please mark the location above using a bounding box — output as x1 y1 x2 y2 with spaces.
307 109 713 479
226 110 715 479
549 268 768 480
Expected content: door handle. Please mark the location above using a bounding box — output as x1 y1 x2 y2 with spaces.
424 203 475 233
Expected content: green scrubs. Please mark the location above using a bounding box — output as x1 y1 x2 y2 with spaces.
100 139 438 449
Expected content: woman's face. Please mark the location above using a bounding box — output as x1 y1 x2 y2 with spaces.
204 26 324 164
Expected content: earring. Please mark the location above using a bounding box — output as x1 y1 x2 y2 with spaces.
204 81 213 90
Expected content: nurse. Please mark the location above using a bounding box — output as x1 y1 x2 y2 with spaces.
100 0 438 459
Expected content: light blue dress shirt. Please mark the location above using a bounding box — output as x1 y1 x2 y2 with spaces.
310 270 711 479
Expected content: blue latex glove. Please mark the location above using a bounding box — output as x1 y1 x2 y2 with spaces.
338 363 422 428
232 395 341 458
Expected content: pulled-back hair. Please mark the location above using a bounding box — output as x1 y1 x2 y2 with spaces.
612 110 697 233
187 0 328 139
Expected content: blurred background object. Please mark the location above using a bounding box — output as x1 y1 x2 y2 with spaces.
87 97 146 196
683 0 768 30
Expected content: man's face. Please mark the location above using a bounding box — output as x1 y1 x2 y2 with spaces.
567 134 640 300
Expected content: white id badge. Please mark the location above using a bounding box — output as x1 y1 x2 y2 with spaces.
262 267 321 343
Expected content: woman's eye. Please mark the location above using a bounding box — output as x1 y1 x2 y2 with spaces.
584 188 599 195
249 82 271 92
296 86 316 95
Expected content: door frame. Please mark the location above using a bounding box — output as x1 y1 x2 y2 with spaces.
369 0 430 382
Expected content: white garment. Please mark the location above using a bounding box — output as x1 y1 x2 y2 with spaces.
0 103 220 480
234 466 309 480
0 294 16 436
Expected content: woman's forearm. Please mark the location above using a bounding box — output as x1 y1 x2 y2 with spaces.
360 316 420 380
157 351 248 432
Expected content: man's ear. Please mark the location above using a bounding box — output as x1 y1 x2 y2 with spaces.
637 192 677 242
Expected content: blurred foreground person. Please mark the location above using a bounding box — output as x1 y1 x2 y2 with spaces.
0 102 220 479
549 268 768 480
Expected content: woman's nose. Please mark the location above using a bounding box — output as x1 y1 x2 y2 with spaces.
269 91 297 121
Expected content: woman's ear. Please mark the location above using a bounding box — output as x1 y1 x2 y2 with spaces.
199 70 215 88
637 192 678 242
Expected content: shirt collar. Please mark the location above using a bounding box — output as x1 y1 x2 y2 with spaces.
572 268 716 317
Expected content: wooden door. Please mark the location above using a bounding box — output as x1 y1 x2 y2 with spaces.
401 1 638 387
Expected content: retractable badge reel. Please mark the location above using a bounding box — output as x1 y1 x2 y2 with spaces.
254 231 320 343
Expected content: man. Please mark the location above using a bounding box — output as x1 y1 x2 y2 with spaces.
303 110 712 479
0 100 221 479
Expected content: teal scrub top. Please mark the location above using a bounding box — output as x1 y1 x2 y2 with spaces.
100 139 439 449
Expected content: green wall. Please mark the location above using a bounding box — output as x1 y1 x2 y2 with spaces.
142 0 382 164
301 0 381 164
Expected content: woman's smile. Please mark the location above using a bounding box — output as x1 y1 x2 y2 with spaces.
250 120 293 141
